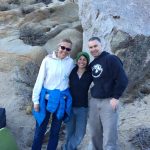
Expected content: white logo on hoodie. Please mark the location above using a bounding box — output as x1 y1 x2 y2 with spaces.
92 64 103 78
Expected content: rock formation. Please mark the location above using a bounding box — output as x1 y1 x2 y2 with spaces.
77 0 150 149
0 0 150 149
0 1 82 149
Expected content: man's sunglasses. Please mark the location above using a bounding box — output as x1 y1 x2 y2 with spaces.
60 46 71 52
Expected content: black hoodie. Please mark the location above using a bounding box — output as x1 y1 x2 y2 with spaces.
90 51 128 99
69 66 92 107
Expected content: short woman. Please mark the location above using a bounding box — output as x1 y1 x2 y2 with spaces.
63 52 92 150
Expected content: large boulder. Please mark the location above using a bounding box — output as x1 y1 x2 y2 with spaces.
20 2 79 25
44 28 83 58
0 37 47 70
78 0 150 149
78 0 150 100
18 2 82 55
0 37 47 149
110 32 150 100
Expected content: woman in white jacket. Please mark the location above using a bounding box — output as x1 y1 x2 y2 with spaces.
32 39 74 150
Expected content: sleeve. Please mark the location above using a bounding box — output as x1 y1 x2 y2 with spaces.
108 55 128 99
32 58 47 104
69 63 76 88
70 59 75 72
87 65 93 83
69 69 73 88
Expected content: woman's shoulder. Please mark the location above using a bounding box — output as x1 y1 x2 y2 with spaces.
69 65 77 76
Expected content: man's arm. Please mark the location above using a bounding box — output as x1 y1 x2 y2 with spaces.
109 55 128 99
108 55 128 109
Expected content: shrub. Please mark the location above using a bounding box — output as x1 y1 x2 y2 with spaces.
129 128 150 150
0 4 10 11
19 25 47 46
8 0 20 5
21 6 35 15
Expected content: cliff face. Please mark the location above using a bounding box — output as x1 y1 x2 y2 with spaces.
78 0 150 47
78 0 150 101
77 0 150 149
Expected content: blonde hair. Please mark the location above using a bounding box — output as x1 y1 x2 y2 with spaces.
55 38 72 56
60 38 72 45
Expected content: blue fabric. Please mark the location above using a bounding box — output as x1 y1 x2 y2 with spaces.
33 87 72 126
63 107 88 150
32 110 62 150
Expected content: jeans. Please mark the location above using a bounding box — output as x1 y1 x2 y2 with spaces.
63 107 88 150
32 110 62 150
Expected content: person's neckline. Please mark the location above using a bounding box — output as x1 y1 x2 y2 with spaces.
77 68 86 79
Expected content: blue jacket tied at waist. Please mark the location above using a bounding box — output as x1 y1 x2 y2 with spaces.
33 87 72 126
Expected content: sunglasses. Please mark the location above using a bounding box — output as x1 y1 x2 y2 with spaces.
60 46 71 52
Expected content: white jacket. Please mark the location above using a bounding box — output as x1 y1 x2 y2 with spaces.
32 52 74 104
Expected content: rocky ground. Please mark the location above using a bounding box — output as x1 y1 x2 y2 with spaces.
0 71 35 149
40 95 150 150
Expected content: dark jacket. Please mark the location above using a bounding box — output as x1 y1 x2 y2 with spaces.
69 66 92 107
90 51 128 99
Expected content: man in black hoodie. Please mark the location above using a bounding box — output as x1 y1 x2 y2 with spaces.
88 37 128 150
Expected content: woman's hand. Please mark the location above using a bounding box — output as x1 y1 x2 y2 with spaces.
34 104 40 112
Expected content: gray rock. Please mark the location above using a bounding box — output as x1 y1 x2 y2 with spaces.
116 35 150 100
35 0 52 4
77 0 150 149
44 28 83 58
78 0 150 101
110 29 132 52
11 61 39 101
